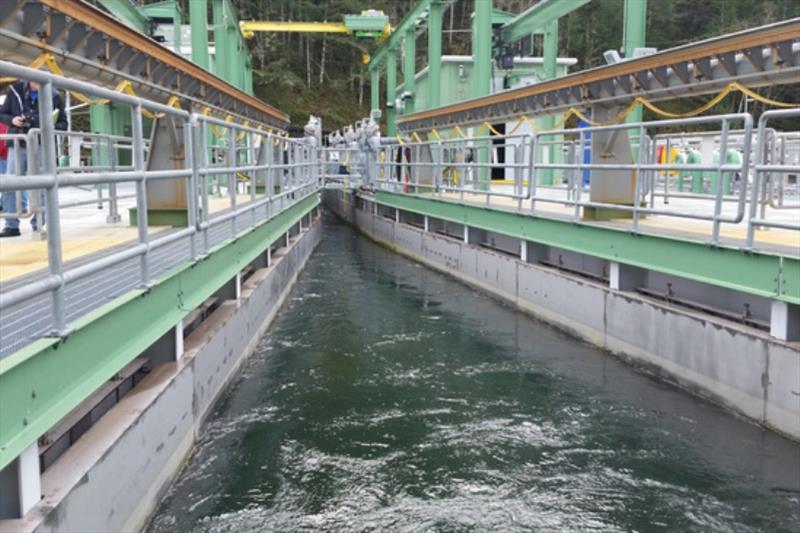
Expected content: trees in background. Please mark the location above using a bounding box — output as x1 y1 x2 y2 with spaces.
223 0 799 128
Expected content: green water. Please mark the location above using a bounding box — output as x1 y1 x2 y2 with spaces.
149 214 800 532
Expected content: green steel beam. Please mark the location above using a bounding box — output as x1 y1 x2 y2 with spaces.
623 0 648 57
539 19 559 185
427 0 443 109
245 55 254 95
212 0 229 81
96 0 150 34
403 28 416 114
374 191 800 305
471 1 492 190
471 0 492 99
229 0 244 89
190 0 210 69
500 0 591 44
624 0 647 144
369 0 435 70
0 195 319 470
386 48 398 136
370 66 380 113
173 1 182 54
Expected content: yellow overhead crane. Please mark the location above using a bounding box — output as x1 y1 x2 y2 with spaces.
240 10 393 63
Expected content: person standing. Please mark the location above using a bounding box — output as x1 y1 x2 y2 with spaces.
0 78 67 237
0 116 7 182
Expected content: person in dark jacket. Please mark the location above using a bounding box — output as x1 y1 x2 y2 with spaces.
0 79 67 237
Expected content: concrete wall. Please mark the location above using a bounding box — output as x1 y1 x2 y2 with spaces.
324 189 800 442
3 214 322 533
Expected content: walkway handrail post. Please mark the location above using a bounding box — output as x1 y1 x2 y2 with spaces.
131 103 150 286
40 81 68 336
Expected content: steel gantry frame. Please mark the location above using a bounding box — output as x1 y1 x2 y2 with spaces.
367 0 458 136
368 0 597 135
398 18 800 131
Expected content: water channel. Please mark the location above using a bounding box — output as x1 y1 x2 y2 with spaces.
149 213 800 532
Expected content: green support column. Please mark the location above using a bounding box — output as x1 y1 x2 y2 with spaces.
172 2 182 54
244 55 253 95
472 0 492 190
386 49 397 137
229 15 242 89
403 28 416 114
471 0 492 99
190 0 209 69
370 66 380 114
540 19 559 185
90 104 113 168
212 0 229 82
624 0 647 150
427 0 443 109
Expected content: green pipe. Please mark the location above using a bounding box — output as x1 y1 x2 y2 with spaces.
427 0 443 109
403 28 416 114
686 149 704 193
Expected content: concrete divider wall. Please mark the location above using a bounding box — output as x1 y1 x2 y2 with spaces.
9 215 322 533
324 190 800 441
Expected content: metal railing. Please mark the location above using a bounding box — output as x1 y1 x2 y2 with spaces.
0 130 42 224
747 108 800 247
0 61 319 355
320 146 364 186
1 129 150 229
372 112 800 251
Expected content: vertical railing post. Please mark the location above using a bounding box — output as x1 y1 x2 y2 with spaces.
529 134 537 214
199 119 210 253
249 131 256 228
574 130 586 222
228 134 237 237
131 103 150 286
746 115 766 249
514 139 523 212
184 118 198 261
632 123 646 234
663 136 671 205
40 81 68 335
711 119 730 245
107 135 121 223
266 133 273 219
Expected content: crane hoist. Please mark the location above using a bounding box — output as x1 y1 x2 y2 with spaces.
239 10 392 63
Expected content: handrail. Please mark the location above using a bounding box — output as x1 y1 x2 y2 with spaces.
374 112 800 251
0 61 320 357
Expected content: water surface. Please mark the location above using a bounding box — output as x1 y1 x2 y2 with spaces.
150 213 800 532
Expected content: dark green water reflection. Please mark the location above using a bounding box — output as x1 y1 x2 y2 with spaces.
149 213 800 532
